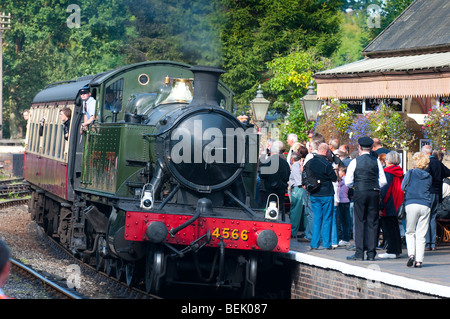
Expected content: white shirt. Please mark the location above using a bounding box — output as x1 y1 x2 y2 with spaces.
83 96 96 119
344 152 387 189
303 150 317 165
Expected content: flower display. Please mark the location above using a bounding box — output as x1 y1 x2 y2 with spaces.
314 99 355 143
314 101 416 151
367 104 416 151
347 114 371 146
422 103 450 152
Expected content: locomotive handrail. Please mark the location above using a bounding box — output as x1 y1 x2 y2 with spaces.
168 198 202 237
157 184 180 210
224 190 257 219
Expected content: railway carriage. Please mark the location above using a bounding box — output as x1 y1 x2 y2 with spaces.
24 61 291 297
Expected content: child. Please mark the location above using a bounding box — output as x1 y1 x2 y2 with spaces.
337 166 351 246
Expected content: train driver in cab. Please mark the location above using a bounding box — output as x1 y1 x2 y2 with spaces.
80 86 96 133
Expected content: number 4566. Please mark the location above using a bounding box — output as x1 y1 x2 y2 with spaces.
212 228 249 241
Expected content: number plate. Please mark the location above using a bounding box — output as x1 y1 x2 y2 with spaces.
125 212 291 252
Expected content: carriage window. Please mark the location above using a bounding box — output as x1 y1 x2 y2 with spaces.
42 121 47 154
47 124 53 156
104 79 123 113
29 123 36 152
56 123 64 159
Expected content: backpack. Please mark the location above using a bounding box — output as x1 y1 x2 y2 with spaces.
302 157 321 193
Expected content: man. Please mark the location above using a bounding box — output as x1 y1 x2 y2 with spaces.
80 86 96 133
0 239 11 299
328 139 339 154
307 143 338 249
286 133 298 165
345 137 387 261
259 140 291 221
23 109 30 121
422 145 450 250
302 136 323 241
372 138 390 156
338 144 351 166
104 88 118 111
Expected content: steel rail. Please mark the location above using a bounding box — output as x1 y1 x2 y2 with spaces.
10 258 83 299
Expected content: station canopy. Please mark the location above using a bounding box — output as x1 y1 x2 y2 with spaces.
314 51 450 99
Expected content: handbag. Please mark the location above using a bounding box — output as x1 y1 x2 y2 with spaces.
397 201 406 220
397 171 412 220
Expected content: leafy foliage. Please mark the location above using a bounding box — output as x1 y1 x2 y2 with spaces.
220 0 342 113
2 0 130 137
266 49 331 141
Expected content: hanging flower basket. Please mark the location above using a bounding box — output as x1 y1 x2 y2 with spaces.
314 102 416 151
422 103 450 152
368 104 416 151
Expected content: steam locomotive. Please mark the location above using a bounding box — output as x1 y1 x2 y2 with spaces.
23 61 291 297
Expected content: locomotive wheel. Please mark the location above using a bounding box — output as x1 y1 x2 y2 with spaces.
115 259 124 281
105 258 115 277
145 245 164 294
241 253 258 298
95 237 106 271
125 262 137 286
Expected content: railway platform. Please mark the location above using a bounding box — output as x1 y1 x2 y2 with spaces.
284 238 450 298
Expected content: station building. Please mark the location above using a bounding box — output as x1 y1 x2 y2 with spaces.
313 0 450 168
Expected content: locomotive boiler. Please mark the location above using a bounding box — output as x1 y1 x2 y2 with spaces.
24 61 291 297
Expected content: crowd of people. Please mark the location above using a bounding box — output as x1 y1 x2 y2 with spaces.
258 133 450 268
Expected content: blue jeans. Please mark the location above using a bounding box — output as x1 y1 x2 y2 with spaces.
310 195 334 249
332 206 338 246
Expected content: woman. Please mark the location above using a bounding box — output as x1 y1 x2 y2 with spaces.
288 145 308 238
378 151 404 259
402 152 432 268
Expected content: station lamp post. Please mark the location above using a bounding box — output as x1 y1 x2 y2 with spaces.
250 84 270 132
300 80 323 122
0 12 11 139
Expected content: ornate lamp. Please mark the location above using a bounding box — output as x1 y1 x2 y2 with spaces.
250 85 270 123
300 81 323 122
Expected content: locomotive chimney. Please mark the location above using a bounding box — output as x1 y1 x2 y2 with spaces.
189 66 225 107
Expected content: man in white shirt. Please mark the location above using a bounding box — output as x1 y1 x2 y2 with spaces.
345 137 387 261
80 86 96 133
286 133 298 165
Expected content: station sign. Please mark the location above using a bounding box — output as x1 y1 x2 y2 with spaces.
339 98 403 113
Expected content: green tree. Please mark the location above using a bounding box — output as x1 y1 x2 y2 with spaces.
265 49 332 141
220 0 342 114
1 0 131 138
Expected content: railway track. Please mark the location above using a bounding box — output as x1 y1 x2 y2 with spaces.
39 227 159 299
10 258 84 299
1 184 160 299
0 179 31 209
